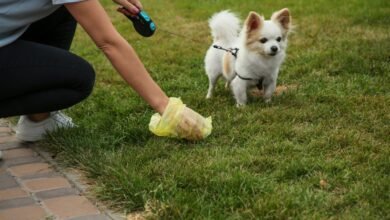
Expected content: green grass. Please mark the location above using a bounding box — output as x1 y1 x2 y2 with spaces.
44 0 389 219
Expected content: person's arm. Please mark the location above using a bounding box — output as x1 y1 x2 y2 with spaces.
64 0 168 114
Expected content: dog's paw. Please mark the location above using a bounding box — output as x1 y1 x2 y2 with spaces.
206 94 212 99
264 98 272 103
236 103 246 108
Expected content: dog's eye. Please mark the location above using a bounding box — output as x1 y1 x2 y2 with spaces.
276 37 282 42
259 38 268 43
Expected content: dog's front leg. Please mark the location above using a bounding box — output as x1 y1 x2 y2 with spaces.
231 78 248 106
263 78 276 103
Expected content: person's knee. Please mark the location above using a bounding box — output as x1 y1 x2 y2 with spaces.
74 58 96 100
81 60 96 98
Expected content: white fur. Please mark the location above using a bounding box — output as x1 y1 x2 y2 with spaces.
204 11 240 99
208 10 241 47
204 9 291 106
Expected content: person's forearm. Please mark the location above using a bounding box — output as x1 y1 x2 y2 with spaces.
65 0 168 114
100 36 168 114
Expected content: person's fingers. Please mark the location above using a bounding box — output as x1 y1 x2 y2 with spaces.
117 7 132 16
174 108 206 140
129 0 143 10
113 0 139 15
124 3 140 15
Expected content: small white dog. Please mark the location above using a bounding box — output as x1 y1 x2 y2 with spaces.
204 9 292 106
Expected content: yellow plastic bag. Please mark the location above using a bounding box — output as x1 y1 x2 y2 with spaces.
149 98 212 140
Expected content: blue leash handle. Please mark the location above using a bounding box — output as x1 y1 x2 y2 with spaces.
126 10 156 37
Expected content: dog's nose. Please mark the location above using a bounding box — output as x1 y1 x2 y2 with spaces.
271 46 278 52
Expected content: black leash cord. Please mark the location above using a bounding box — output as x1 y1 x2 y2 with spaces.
157 28 208 44
213 45 239 58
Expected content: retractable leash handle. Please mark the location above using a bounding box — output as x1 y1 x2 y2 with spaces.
126 10 156 37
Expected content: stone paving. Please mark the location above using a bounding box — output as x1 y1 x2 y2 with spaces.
0 119 120 220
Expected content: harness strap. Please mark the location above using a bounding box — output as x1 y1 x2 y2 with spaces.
213 44 264 90
235 72 256 81
235 72 264 90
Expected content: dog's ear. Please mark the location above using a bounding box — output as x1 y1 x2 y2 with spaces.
271 8 291 32
245 12 263 33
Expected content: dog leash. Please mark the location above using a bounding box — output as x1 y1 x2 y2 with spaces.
157 28 208 45
125 9 263 88
212 45 239 58
147 18 264 86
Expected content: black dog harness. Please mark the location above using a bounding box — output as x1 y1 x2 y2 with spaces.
213 44 264 89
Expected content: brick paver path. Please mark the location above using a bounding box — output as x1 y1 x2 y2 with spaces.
0 119 114 220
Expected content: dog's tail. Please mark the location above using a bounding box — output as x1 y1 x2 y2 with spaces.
209 10 240 46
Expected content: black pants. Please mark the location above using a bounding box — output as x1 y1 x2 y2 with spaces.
0 7 95 118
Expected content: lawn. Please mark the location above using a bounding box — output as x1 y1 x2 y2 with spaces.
44 0 389 219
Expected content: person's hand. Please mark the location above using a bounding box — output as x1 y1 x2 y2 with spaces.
113 0 143 16
175 106 211 140
149 98 212 141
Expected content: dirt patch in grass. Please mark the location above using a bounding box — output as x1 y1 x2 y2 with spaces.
250 84 299 97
